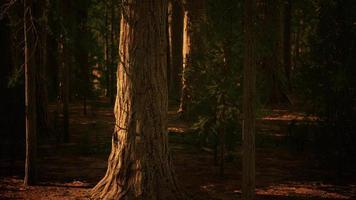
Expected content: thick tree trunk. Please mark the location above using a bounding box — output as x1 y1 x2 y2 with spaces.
24 0 37 186
91 1 185 199
178 0 205 117
169 0 184 101
242 0 256 199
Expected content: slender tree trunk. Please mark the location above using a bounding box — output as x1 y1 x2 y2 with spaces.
219 103 225 177
61 39 69 142
91 1 185 199
283 0 292 90
167 1 173 91
24 0 37 186
294 19 301 70
169 0 184 101
242 0 257 199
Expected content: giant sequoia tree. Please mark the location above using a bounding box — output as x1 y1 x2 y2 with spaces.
91 0 184 199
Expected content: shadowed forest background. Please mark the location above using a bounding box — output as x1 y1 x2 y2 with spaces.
0 0 356 199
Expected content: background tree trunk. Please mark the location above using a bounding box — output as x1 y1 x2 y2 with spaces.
61 38 70 142
36 0 50 137
91 1 185 199
73 0 90 115
258 0 290 106
104 2 110 99
283 0 292 90
24 0 37 186
109 0 116 105
169 0 184 101
242 0 257 199
178 0 206 117
60 0 71 142
167 1 173 91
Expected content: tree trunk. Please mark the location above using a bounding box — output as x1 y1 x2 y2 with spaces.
167 1 173 91
110 0 116 105
169 0 184 101
36 0 50 137
91 1 185 199
242 0 257 199
61 37 70 142
219 106 225 177
58 35 70 142
219 37 232 177
283 0 292 90
258 0 289 106
60 0 71 142
105 2 110 99
74 0 90 115
24 0 37 186
178 0 205 117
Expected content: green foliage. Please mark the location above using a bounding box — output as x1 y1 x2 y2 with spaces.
187 0 244 151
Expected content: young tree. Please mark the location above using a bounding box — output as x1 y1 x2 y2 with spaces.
242 0 257 199
91 1 185 199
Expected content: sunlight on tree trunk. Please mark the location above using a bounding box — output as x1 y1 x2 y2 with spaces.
91 1 185 199
178 0 206 118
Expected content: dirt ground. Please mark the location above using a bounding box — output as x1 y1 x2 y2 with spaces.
0 100 355 200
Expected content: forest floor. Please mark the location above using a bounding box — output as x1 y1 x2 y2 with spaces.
0 98 355 200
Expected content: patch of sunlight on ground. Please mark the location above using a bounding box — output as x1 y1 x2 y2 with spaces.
168 127 186 133
252 183 351 199
262 110 319 122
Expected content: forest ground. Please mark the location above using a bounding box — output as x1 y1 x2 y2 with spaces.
0 99 355 200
